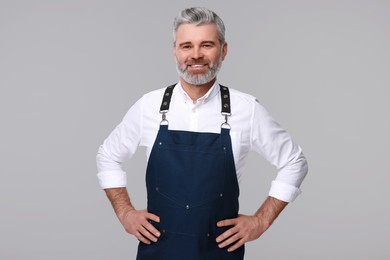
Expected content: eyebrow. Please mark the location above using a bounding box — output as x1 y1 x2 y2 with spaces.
178 41 217 47
201 41 216 45
178 41 192 47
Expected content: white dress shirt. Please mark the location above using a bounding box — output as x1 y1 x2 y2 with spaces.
96 82 308 202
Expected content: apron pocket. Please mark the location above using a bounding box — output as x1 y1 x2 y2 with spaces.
155 146 226 207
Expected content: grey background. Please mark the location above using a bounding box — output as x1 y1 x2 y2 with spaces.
1 0 389 259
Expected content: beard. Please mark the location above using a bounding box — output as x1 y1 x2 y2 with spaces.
175 55 223 86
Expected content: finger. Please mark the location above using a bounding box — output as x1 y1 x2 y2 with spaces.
135 231 151 245
217 218 236 227
139 225 159 242
227 237 245 252
146 212 160 223
216 226 238 244
143 221 161 237
218 232 241 249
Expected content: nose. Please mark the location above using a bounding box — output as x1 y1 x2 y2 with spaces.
191 46 203 59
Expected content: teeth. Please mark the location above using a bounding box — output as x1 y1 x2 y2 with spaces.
191 64 204 67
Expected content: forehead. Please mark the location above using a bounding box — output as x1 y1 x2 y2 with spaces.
175 23 219 44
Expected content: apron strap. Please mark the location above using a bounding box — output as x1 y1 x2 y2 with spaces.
219 85 231 115
160 84 176 112
159 83 231 128
219 85 231 129
159 84 176 125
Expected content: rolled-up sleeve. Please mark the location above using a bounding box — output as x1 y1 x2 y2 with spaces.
96 97 144 189
251 100 308 203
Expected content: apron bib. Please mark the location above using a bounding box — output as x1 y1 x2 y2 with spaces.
137 85 244 260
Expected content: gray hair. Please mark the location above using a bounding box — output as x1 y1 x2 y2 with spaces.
173 7 226 45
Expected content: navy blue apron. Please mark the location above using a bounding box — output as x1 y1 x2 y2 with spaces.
137 85 244 260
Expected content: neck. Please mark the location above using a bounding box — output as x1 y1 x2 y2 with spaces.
180 78 216 103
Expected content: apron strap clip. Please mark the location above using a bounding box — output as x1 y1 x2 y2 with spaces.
160 111 169 125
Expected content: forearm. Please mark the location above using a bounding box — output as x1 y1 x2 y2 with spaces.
104 187 135 223
254 196 288 229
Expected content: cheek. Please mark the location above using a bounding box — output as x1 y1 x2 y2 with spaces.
174 52 184 63
175 55 190 68
210 54 221 64
174 55 186 70
207 50 220 62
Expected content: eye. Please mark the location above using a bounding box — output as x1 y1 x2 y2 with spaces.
202 44 213 48
181 44 192 50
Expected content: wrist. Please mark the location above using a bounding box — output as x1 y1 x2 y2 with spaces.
118 207 135 224
254 212 271 230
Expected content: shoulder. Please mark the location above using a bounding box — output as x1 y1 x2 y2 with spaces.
133 85 180 118
227 87 259 112
140 84 180 103
121 86 167 121
140 87 167 103
228 88 257 103
226 87 271 118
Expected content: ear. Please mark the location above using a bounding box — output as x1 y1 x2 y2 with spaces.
221 42 228 61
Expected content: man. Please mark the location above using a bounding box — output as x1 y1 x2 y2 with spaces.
97 7 308 259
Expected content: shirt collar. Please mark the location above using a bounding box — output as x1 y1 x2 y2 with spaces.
177 81 220 105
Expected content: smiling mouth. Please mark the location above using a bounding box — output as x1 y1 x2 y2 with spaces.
187 64 208 68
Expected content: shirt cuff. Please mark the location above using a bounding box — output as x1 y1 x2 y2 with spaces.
268 180 302 203
97 170 127 189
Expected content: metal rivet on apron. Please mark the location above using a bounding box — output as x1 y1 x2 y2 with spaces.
223 94 228 99
155 187 159 191
163 101 168 106
207 233 210 237
220 193 223 197
185 205 190 209
159 142 162 145
162 229 165 233
165 92 170 96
